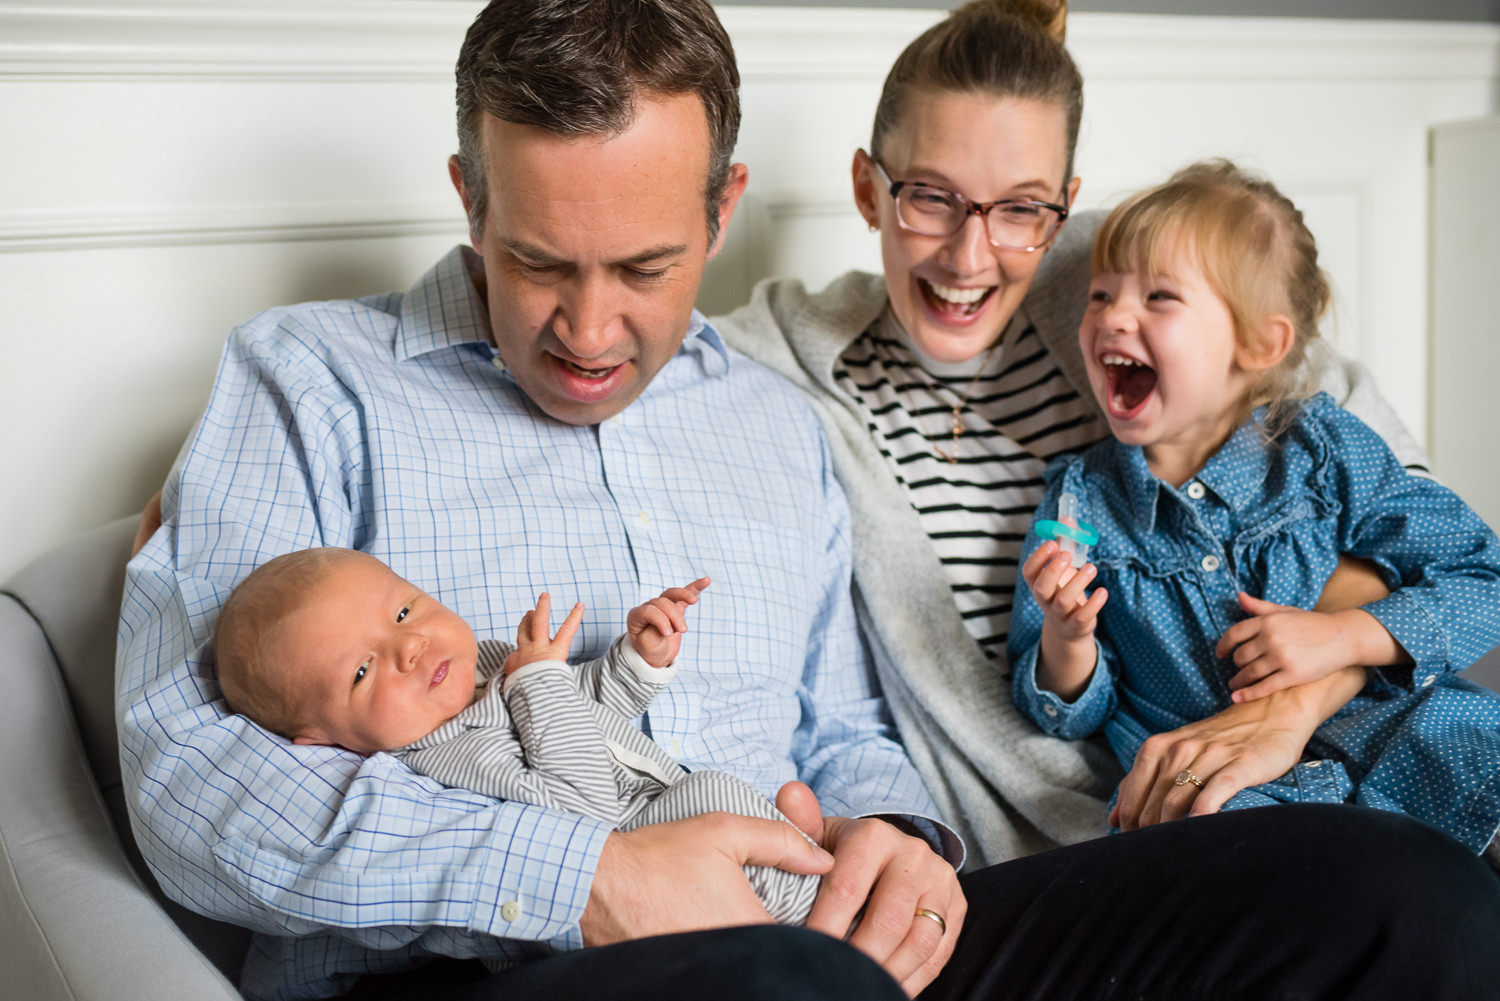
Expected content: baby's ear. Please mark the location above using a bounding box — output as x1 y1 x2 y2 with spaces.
1237 314 1295 372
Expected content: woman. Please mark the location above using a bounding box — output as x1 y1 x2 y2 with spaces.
716 0 1431 864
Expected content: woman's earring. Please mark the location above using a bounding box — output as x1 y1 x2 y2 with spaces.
868 223 878 233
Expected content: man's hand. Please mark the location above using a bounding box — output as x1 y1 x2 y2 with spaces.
776 783 964 998
504 592 585 675
626 577 710 668
131 489 164 558
1218 592 1404 702
579 813 834 943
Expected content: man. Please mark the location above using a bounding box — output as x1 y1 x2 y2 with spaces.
120 3 957 999
118 3 1500 1001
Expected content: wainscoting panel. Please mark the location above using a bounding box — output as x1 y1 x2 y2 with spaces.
1 1 1496 576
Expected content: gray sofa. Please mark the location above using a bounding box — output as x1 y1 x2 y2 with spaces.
1 517 247 1000
6 515 1500 1001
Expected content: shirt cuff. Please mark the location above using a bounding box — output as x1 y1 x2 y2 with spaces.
1014 640 1113 739
612 634 679 686
1363 591 1449 691
865 813 966 870
501 659 570 693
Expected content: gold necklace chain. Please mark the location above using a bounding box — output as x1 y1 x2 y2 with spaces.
930 339 1003 464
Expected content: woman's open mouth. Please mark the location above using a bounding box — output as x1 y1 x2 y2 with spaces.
1101 353 1157 419
919 278 995 319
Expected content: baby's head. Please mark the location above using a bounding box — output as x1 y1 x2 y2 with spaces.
1085 158 1328 445
215 548 479 754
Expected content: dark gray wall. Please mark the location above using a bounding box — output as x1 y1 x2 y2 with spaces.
726 0 1500 22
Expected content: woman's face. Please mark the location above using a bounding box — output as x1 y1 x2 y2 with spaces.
854 91 1079 364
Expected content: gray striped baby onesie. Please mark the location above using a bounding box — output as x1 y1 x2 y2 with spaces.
395 638 819 932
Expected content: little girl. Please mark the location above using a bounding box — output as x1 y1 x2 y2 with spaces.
1008 159 1500 861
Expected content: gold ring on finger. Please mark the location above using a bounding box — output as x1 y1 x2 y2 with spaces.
1174 769 1205 788
914 907 947 936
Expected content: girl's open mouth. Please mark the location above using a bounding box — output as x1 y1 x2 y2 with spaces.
1102 353 1157 418
919 278 995 318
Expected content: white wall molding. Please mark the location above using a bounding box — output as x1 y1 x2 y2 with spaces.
4 4 1495 82
0 202 464 253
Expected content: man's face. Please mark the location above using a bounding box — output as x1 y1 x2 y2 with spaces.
454 92 746 425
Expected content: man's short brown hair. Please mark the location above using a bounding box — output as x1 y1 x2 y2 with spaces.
454 0 741 243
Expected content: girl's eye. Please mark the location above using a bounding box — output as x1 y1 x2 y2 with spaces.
354 661 369 686
396 605 410 624
1147 289 1178 302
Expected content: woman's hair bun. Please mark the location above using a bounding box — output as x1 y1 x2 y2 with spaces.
956 0 1067 41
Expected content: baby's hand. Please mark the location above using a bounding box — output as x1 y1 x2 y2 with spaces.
1217 592 1360 701
627 577 711 668
505 592 586 675
1020 540 1107 642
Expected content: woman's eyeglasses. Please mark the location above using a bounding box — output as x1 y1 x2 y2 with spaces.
871 158 1068 252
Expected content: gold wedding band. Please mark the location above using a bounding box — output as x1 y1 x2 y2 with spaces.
1174 769 1205 788
914 907 947 936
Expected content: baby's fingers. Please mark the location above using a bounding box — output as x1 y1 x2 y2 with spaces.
526 593 553 643
663 576 711 603
552 601 585 649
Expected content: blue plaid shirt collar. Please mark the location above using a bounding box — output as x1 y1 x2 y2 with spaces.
393 245 730 378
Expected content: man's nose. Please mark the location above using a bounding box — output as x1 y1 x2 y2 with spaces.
554 277 619 360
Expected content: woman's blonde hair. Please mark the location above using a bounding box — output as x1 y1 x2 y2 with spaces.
871 0 1082 185
1092 158 1330 437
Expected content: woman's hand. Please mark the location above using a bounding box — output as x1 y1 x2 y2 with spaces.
1109 666 1364 830
1112 556 1386 829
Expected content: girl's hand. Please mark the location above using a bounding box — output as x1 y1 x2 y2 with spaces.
627 577 710 668
1020 541 1108 641
1217 592 1391 701
505 592 585 675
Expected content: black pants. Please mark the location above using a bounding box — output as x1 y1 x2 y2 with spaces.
362 805 1500 1001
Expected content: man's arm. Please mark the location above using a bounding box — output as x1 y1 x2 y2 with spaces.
117 319 616 962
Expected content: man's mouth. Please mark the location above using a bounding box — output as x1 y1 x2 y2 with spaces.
1101 352 1157 418
919 278 995 318
560 358 619 380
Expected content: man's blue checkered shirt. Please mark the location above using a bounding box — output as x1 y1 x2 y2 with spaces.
117 247 941 1001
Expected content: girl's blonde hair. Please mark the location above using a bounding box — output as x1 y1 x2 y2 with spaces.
1092 158 1330 437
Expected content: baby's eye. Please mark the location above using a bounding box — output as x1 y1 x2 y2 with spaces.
396 605 410 624
354 660 369 686
1088 288 1111 303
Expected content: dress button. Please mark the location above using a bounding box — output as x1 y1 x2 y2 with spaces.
1043 704 1059 717
1200 554 1221 572
1186 481 1206 500
1306 760 1322 768
1420 674 1436 688
501 901 522 922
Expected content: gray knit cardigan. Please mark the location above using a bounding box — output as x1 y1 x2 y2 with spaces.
712 211 1424 867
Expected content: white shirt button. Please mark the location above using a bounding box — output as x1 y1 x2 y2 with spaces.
1043 704 1059 717
637 511 651 527
1186 481 1206 499
1200 554 1221 572
609 414 622 425
491 356 506 371
670 738 683 756
500 901 522 922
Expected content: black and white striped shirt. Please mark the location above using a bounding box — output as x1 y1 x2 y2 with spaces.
834 309 1106 661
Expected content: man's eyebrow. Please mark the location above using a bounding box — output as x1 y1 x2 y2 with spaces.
618 244 689 266
499 240 689 267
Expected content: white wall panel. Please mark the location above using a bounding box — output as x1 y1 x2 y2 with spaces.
1 1 1496 577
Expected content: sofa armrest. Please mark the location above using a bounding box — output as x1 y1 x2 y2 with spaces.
0 593 242 1001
